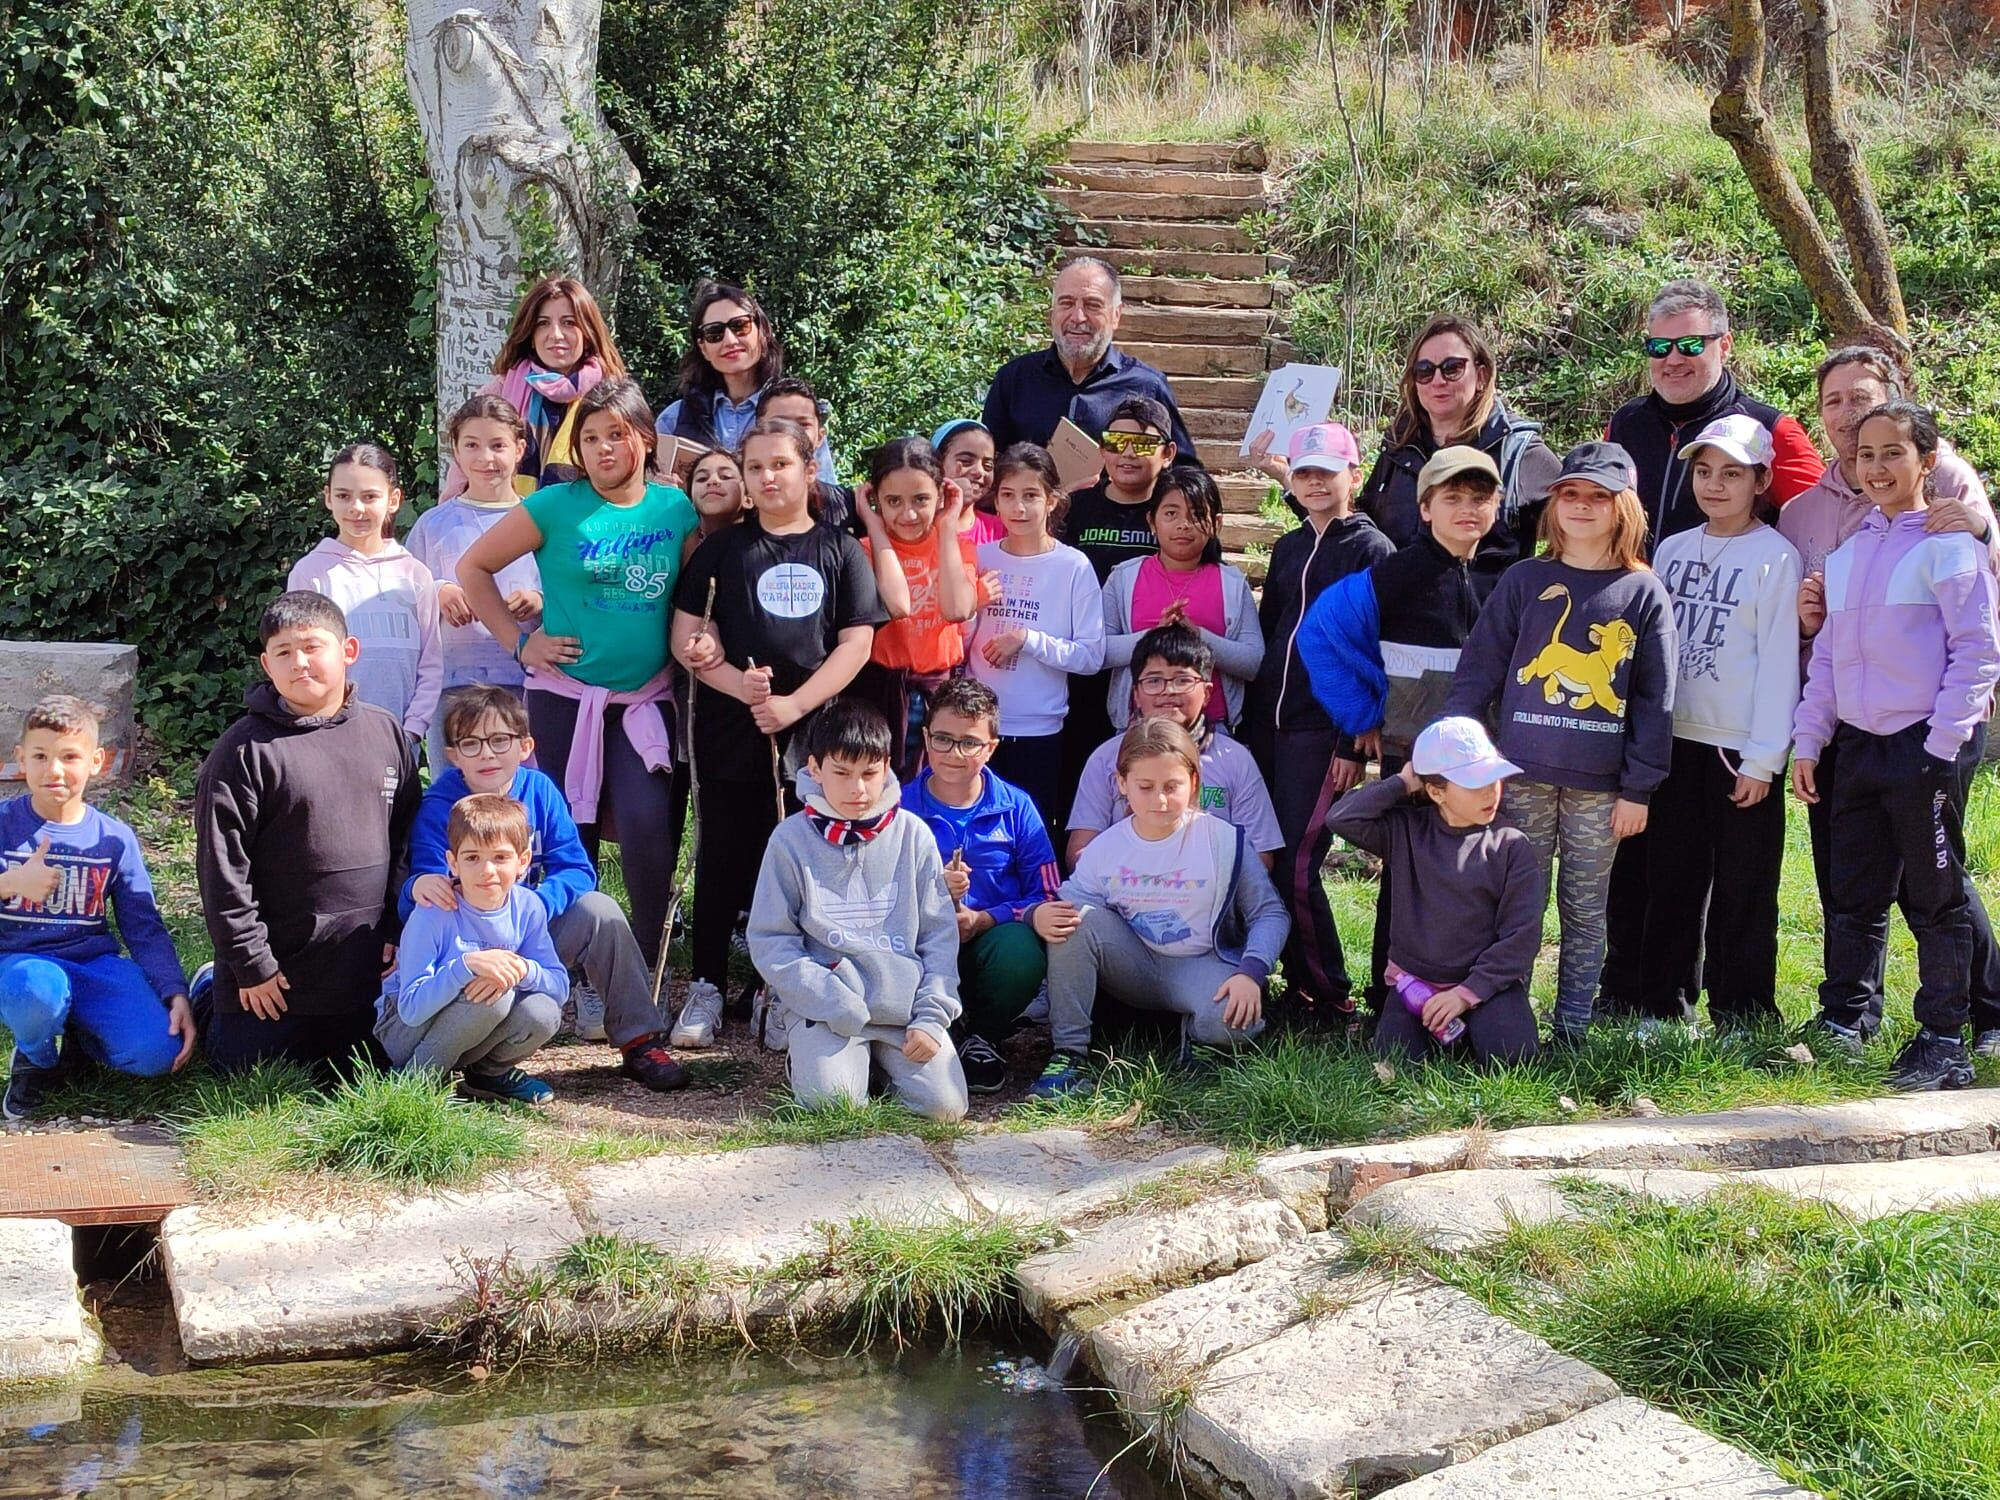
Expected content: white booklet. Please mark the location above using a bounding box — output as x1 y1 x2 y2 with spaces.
1239 363 1344 457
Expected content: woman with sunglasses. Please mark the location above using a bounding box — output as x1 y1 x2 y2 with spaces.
655 282 836 484
1352 315 1558 570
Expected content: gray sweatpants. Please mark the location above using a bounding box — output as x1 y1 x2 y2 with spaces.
375 989 563 1075
1048 904 1267 1056
550 890 668 1048
786 1018 969 1123
1502 778 1617 1035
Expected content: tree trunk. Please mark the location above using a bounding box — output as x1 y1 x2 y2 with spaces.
1709 0 1876 339
405 1 637 437
1798 0 1908 336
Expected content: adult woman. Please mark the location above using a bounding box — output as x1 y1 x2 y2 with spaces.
655 281 835 481
458 378 696 994
1356 316 1558 567
444 275 627 497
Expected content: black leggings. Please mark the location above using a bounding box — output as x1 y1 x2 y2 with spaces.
691 776 786 989
526 690 682 970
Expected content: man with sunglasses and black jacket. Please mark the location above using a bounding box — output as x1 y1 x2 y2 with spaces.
1597 277 1822 1020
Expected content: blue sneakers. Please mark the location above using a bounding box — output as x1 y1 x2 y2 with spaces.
459 1068 555 1107
1029 1051 1088 1099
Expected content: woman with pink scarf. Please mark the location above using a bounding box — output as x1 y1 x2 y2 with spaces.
442 276 628 497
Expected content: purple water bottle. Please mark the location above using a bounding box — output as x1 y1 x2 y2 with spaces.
1391 968 1465 1044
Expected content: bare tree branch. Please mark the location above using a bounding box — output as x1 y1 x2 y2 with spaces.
1798 0 1908 334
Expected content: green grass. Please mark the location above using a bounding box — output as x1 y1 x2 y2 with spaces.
712 1096 972 1150
1392 1189 2000 1500
798 1215 1052 1349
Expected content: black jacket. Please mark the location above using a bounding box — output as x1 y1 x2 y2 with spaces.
1370 532 1496 755
195 683 419 1017
1357 402 1558 568
1250 514 1394 735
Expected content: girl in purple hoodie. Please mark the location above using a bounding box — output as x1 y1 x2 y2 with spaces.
1791 401 2000 1091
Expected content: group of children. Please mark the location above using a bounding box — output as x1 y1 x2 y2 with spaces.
5 313 1997 1122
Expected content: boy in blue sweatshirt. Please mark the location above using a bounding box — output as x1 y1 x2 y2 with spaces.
402 686 688 1092
378 794 567 1104
2 696 195 1118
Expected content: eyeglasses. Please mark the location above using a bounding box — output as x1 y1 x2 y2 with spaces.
697 315 757 346
451 733 522 757
1100 430 1167 456
925 730 995 757
1412 356 1471 384
1137 674 1207 694
1644 333 1724 359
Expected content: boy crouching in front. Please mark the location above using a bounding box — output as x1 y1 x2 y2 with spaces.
377 793 568 1105
748 698 968 1122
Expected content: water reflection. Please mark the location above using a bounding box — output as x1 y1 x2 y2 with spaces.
0 1339 1172 1498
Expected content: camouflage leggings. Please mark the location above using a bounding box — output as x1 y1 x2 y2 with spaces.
1502 778 1619 1036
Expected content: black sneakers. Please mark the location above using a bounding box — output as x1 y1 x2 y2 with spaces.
2 1046 58 1122
620 1034 691 1092
958 1034 1006 1095
1887 1028 1976 1092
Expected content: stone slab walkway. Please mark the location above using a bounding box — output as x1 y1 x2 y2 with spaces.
0 1217 99 1381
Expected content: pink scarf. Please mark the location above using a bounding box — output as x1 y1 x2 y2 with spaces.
439 358 607 499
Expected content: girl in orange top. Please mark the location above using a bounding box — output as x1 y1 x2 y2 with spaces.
855 436 982 777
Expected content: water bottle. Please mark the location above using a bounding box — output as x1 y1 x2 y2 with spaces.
1391 968 1465 1044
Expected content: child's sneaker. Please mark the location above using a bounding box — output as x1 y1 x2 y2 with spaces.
3 1046 61 1122
670 979 725 1049
188 961 216 1030
750 987 789 1053
1029 1051 1087 1099
1887 1028 1975 1092
1809 1015 1871 1058
570 981 607 1042
959 1034 1006 1094
458 1068 555 1107
619 1033 690 1092
1973 1029 2000 1060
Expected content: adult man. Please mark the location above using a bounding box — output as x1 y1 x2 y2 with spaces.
982 258 1198 463
1607 278 1822 550
1599 278 1822 1016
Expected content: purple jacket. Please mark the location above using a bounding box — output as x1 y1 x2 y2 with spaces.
1792 508 2000 763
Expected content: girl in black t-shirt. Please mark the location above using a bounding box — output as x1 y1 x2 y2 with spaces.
669 417 886 1035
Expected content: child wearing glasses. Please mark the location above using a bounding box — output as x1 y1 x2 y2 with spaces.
1067 624 1282 873
1101 467 1263 734
904 679 1074 1095
401 685 689 1091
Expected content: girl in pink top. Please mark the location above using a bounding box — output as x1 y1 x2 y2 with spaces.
1100 467 1263 730
935 419 1007 544
287 444 442 742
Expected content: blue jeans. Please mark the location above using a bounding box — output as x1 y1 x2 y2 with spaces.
0 953 182 1076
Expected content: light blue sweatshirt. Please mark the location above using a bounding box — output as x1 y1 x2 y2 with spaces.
381 884 569 1027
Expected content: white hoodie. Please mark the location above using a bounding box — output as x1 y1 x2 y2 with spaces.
288 539 443 738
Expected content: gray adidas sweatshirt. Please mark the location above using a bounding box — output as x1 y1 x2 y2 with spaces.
747 771 962 1042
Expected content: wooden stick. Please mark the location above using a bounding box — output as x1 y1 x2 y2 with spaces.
649 576 717 1015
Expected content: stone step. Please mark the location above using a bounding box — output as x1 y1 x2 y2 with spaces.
1068 218 1258 253
1259 1091 2000 1219
1176 376 1269 409
1068 139 1269 172
1348 1151 2000 1253
1051 166 1270 198
1051 187 1264 223
1088 1241 1619 1498
1377 1396 1819 1499
1118 340 1266 377
1221 514 1286 552
1193 438 1269 472
1225 549 1267 584
1219 474 1275 513
1062 244 1277 280
1183 405 1255 440
944 1128 1223 1222
1122 274 1276 309
0 1218 99 1381
1119 303 1276 344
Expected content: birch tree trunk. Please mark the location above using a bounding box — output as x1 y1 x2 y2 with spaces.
405 1 637 437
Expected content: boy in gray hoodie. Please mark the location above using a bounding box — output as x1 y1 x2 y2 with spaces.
747 699 968 1122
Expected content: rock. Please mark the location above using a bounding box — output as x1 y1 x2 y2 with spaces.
576 1136 970 1268
948 1129 1224 1223
1257 1135 1469 1220
162 1179 581 1362
1015 1196 1305 1328
1376 1395 1818 1497
1176 1283 1620 1498
0 642 138 786
0 1218 98 1382
1750 1151 2000 1219
1085 1233 1350 1411
1345 1168 1724 1250
1567 205 1646 245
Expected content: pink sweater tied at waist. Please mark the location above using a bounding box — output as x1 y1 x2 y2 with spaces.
527 665 675 825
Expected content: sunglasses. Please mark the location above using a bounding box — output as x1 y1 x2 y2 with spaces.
1412 356 1472 384
697 315 758 346
1101 430 1167 456
1644 333 1724 359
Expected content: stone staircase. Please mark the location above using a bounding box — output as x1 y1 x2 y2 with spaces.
1051 140 1295 576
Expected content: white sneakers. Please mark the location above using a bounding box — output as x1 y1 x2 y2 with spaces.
570 980 607 1042
670 979 725 1049
750 986 790 1053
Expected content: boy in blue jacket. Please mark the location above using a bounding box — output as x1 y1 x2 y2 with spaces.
403 686 688 1092
2 696 195 1118
380 793 568 1103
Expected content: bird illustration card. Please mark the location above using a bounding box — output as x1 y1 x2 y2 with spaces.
1240 363 1343 457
